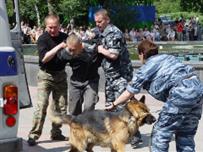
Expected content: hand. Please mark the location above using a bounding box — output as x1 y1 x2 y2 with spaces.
88 32 96 39
105 102 115 111
97 45 104 53
59 42 67 49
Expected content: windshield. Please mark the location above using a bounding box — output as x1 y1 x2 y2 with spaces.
6 0 17 29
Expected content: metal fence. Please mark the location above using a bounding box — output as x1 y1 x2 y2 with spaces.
22 41 203 61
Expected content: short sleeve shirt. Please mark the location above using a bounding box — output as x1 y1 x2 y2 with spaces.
100 24 133 81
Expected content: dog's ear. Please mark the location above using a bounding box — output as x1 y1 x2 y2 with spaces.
139 95 145 103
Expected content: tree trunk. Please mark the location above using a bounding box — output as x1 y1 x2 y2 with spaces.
47 0 54 15
34 2 41 26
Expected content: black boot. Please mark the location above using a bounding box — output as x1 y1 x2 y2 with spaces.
50 134 69 141
27 137 37 146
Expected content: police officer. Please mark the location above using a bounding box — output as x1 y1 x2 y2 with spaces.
94 9 142 146
27 14 68 146
106 39 203 152
94 8 133 108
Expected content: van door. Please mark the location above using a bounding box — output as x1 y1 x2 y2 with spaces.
9 0 32 108
11 33 32 109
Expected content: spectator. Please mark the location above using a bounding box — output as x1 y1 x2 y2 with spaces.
129 28 137 43
21 23 31 44
176 19 184 41
124 28 131 41
35 27 44 42
167 27 176 41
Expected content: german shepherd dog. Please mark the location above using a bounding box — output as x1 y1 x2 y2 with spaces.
48 95 156 152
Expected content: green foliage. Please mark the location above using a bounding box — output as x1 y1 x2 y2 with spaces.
5 0 203 27
101 0 153 6
19 0 47 26
153 0 203 15
154 0 181 14
20 0 155 26
180 0 203 14
5 0 14 17
106 5 138 30
58 0 87 26
5 0 16 26
154 0 203 25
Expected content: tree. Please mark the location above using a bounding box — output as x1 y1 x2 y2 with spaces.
153 0 181 14
17 0 202 27
58 0 87 26
180 0 203 13
19 0 48 27
34 0 41 26
47 0 53 14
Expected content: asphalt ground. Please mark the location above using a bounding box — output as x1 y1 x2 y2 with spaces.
17 86 203 152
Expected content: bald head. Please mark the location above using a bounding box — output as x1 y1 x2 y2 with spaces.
94 9 109 19
66 34 81 46
44 14 60 37
94 9 110 32
66 34 83 56
44 14 60 26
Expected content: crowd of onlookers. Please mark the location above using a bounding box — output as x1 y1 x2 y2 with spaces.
125 16 203 42
21 21 96 44
21 16 203 44
21 22 44 44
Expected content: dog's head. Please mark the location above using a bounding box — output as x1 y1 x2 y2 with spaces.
127 95 156 126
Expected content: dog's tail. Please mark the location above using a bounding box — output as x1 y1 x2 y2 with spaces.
47 101 73 125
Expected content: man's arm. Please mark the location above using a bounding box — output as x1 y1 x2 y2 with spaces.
42 42 66 63
97 45 118 60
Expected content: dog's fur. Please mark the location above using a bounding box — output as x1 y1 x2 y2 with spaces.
48 95 156 152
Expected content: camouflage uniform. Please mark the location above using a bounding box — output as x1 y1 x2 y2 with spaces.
127 54 203 152
99 24 133 106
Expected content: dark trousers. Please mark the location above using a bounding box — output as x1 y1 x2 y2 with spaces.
69 78 99 116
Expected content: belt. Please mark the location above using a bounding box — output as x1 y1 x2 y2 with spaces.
174 73 196 86
40 68 65 74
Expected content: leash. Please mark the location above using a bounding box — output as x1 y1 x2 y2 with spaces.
148 124 155 152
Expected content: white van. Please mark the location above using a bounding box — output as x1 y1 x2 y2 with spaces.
0 0 32 151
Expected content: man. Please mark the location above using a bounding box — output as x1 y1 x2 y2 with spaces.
27 14 68 146
94 9 141 147
94 8 133 107
57 34 102 116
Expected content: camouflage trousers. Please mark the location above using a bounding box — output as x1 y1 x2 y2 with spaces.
105 76 141 140
151 105 202 152
105 76 128 110
28 69 67 140
151 75 203 152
